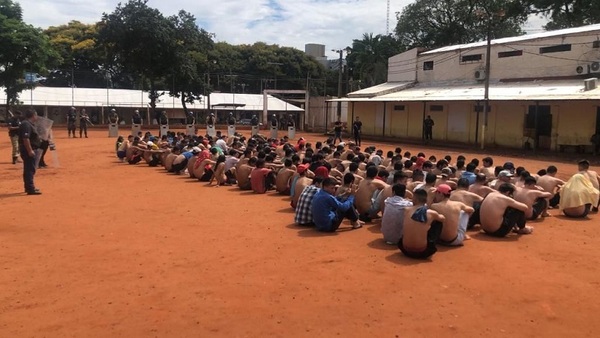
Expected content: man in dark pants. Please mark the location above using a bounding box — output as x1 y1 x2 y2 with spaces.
79 108 90 138
19 109 42 195
7 110 21 164
424 115 434 140
352 116 362 146
311 178 364 232
67 107 77 138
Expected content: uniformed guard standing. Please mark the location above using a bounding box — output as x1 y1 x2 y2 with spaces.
79 108 91 138
270 113 278 139
108 108 119 137
206 113 216 137
287 114 295 139
67 107 77 138
159 110 169 136
251 114 259 136
131 109 142 136
185 111 196 136
227 112 236 137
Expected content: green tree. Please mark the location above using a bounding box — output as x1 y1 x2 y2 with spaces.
346 33 404 88
97 0 178 118
165 10 215 115
529 0 600 30
43 20 107 88
395 0 528 49
0 0 57 111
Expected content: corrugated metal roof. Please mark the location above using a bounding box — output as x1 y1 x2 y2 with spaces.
331 80 600 102
422 24 600 55
0 87 303 112
347 81 414 98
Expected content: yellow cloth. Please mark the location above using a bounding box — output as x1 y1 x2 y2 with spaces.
560 174 600 210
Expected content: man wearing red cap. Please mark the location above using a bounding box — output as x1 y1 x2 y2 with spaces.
430 184 474 246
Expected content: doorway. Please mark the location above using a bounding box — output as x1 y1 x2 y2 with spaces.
526 105 552 150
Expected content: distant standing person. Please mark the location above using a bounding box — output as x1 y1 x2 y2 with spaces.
108 108 119 124
333 120 343 144
67 107 77 138
79 108 90 138
18 109 42 195
7 110 21 164
353 116 362 146
424 115 434 140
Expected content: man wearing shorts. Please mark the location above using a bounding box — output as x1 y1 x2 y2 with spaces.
480 183 532 237
514 176 553 220
399 189 445 259
430 184 474 246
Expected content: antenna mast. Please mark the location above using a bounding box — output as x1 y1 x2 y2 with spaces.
386 0 390 35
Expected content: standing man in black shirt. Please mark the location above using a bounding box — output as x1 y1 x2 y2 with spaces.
19 109 42 195
132 110 142 125
333 120 343 144
7 110 21 164
67 107 77 138
424 115 435 140
352 116 362 147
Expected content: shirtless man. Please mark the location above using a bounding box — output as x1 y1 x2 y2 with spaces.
355 166 388 222
578 159 600 211
398 189 446 259
537 165 565 208
490 170 514 190
236 157 256 190
430 184 474 246
479 156 495 180
275 159 296 195
513 176 553 219
406 169 424 192
469 173 495 198
291 164 312 209
480 183 533 237
449 178 483 229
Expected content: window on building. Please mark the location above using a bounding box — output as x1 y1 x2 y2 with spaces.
394 105 405 111
429 105 444 112
461 54 483 63
593 40 600 49
423 61 434 70
539 44 571 54
498 50 523 58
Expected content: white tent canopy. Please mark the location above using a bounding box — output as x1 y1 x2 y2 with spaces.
0 87 303 112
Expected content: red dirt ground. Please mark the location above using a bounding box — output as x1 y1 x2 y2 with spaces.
1 128 599 337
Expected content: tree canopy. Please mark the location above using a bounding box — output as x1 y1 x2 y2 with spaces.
0 0 57 110
530 0 600 30
395 0 529 49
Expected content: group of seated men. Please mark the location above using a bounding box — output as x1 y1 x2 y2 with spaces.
114 129 600 260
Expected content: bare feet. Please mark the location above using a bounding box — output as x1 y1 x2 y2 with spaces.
351 220 365 229
464 234 472 240
542 211 551 217
517 226 534 235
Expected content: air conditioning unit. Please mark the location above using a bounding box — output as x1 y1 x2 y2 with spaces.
589 61 600 73
584 78 597 91
474 70 486 80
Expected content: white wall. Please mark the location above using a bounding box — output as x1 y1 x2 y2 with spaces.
416 31 600 83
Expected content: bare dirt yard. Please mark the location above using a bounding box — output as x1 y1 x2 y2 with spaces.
1 128 599 337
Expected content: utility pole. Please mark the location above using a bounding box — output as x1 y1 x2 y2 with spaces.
333 49 344 120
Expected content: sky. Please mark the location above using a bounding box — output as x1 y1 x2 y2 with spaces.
17 0 546 59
